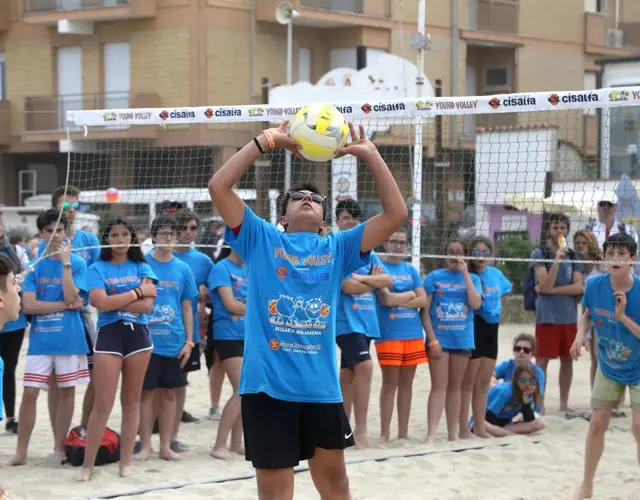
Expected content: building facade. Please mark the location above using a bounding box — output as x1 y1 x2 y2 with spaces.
0 0 638 219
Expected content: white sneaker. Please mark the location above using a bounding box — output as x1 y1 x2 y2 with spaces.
207 408 222 421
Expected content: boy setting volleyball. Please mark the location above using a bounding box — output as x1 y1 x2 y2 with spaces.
208 112 407 499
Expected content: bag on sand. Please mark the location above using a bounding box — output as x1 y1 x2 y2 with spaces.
64 424 120 467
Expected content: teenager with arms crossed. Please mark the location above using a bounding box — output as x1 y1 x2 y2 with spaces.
375 228 427 443
422 240 483 442
136 216 197 461
172 209 215 444
208 245 248 459
77 218 158 481
459 236 512 439
571 233 640 500
208 120 406 500
7 210 90 466
531 213 584 413
0 215 27 436
335 199 391 449
0 254 23 499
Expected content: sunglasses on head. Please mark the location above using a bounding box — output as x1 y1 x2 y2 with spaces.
514 345 532 354
287 190 326 205
473 249 491 257
518 376 537 385
62 202 80 210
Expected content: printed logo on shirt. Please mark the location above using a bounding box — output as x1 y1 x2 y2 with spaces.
267 294 331 335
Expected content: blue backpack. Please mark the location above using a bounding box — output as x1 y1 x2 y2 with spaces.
523 246 575 311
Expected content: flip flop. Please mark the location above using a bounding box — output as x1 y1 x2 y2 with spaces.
611 409 627 418
564 411 581 420
580 412 592 422
171 440 189 453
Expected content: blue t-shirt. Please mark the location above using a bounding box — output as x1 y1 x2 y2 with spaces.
424 268 483 350
225 205 369 403
22 254 89 355
476 267 512 324
86 260 158 328
173 248 214 344
208 258 248 341
37 230 100 265
337 253 383 339
376 260 423 342
146 255 198 357
494 359 546 394
582 274 640 386
0 248 27 333
486 382 541 421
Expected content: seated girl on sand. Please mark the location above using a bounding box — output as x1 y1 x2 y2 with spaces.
492 333 545 391
473 360 545 437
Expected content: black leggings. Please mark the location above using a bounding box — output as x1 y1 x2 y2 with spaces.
0 329 25 419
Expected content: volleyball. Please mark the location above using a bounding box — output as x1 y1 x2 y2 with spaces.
289 104 349 162
105 187 120 203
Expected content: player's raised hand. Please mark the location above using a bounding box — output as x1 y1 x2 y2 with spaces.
262 121 303 159
334 122 378 160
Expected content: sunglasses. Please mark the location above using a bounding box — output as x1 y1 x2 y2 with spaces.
287 191 326 205
62 202 80 210
184 225 199 231
388 239 407 245
473 249 491 257
598 201 614 208
518 376 537 385
514 345 533 354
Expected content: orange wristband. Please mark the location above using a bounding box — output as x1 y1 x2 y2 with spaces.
262 129 275 149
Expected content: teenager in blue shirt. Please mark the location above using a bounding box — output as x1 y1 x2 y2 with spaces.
477 361 544 437
209 119 406 499
335 199 392 449
44 186 101 437
136 216 197 462
459 236 512 439
0 215 27 435
208 246 249 460
7 209 89 467
375 228 428 443
0 254 22 499
493 332 546 389
78 217 158 481
571 233 640 500
172 209 216 440
422 239 483 443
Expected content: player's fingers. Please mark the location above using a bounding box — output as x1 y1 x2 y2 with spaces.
347 121 357 142
359 124 365 140
279 120 289 131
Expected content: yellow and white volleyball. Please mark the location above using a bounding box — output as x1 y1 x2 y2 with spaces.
289 104 349 163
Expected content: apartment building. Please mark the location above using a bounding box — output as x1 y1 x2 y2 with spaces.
0 0 638 217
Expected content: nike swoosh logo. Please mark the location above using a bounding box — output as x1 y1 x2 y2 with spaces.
344 431 353 439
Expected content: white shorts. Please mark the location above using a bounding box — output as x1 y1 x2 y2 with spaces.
23 355 91 390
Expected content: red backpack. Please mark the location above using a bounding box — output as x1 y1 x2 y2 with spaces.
64 425 120 467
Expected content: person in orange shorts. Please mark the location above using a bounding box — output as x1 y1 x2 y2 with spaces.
375 228 428 442
422 239 483 442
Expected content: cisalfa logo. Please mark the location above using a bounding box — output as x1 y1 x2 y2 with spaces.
204 108 214 119
159 110 169 120
361 103 372 114
269 339 280 350
548 93 560 106
276 266 288 279
488 98 501 109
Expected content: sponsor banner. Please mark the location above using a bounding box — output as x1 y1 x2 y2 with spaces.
68 86 640 127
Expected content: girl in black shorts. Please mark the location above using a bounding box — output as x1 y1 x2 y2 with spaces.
460 236 512 439
77 218 158 481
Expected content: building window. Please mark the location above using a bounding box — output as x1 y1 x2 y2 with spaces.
483 67 509 91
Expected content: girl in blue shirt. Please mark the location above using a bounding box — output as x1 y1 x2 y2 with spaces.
460 236 512 439
78 218 158 481
208 247 248 460
479 361 544 437
375 229 428 442
422 239 483 442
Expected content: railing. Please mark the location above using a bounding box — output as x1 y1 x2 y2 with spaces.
300 0 364 15
467 0 518 34
24 0 129 14
24 92 130 132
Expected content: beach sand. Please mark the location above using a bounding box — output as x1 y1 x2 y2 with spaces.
1 323 637 500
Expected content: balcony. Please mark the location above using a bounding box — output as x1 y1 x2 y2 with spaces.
256 0 391 28
0 101 11 147
584 12 639 55
22 0 156 25
463 0 520 46
23 92 161 142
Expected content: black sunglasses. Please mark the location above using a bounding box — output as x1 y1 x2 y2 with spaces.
598 201 615 208
514 345 533 354
287 190 326 205
183 224 199 231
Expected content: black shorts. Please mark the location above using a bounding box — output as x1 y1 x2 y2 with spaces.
85 330 94 369
241 392 354 469
143 354 188 391
183 343 201 372
215 339 244 361
94 321 153 358
336 333 371 369
204 312 215 371
470 315 500 360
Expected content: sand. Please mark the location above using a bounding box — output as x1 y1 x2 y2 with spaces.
0 323 637 500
